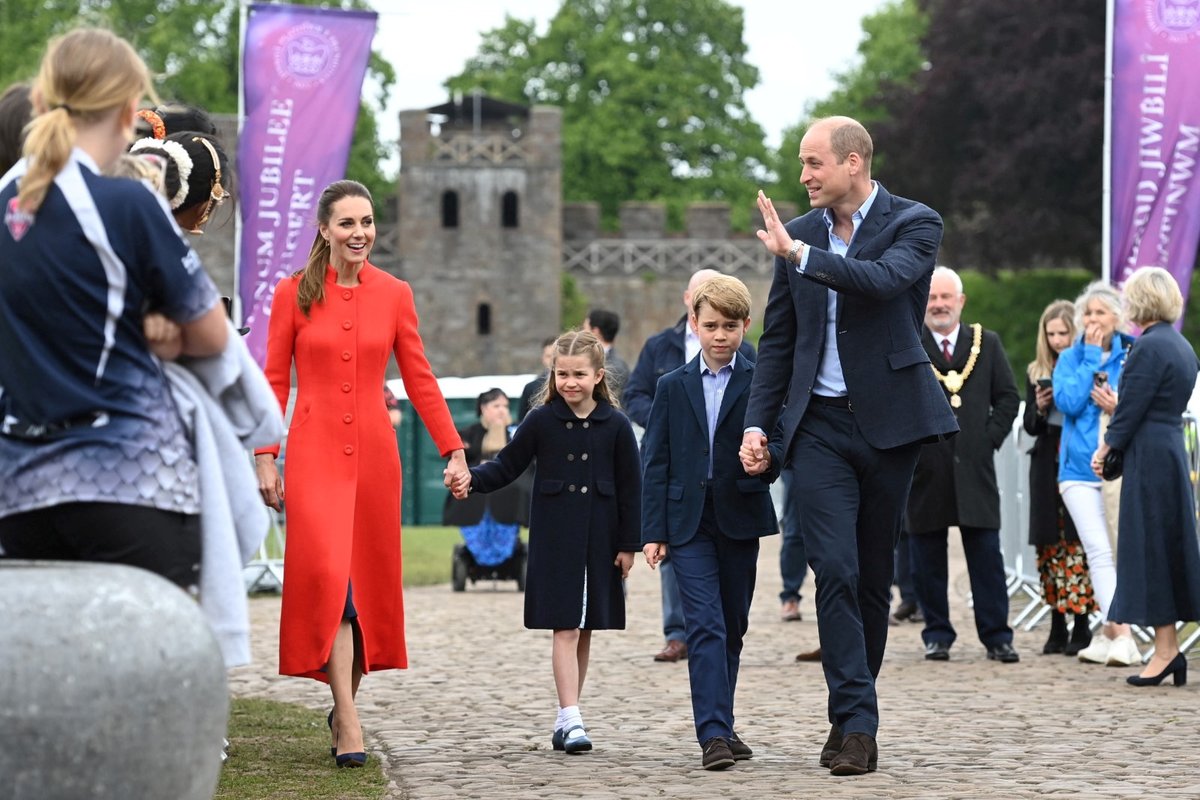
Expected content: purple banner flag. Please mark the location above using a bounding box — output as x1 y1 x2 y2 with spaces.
238 3 377 363
1110 0 1200 302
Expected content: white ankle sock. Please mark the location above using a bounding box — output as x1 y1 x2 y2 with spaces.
554 706 565 731
560 705 583 732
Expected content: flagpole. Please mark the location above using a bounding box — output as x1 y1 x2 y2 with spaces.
233 0 249 328
1102 0 1115 285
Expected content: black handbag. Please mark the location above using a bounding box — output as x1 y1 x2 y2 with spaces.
1101 448 1124 481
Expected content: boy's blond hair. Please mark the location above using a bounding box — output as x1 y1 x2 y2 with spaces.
691 274 751 321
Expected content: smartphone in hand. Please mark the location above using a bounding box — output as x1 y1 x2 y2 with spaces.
1036 378 1053 389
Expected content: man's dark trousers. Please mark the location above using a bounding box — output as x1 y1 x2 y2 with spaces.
908 526 1013 647
791 401 920 738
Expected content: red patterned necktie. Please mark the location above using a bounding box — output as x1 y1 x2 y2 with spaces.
942 337 953 362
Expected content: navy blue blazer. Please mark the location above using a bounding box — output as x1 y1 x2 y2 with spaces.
623 316 756 428
641 353 782 547
745 183 959 453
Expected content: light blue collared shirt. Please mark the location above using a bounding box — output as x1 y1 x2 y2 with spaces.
701 352 737 479
796 182 879 397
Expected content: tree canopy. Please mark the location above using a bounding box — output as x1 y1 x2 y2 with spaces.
446 0 771 231
874 0 1105 272
0 0 395 204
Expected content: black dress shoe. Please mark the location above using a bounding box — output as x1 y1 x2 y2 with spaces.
829 733 878 776
891 599 918 623
986 642 1020 663
924 641 951 661
728 733 753 760
701 737 735 770
818 724 843 767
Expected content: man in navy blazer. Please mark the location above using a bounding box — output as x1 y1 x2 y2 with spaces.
642 275 781 771
625 268 757 665
741 116 958 776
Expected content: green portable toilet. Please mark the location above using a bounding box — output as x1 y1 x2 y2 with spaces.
387 375 534 526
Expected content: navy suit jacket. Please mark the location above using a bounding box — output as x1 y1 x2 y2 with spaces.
745 183 959 453
641 353 782 547
623 316 756 428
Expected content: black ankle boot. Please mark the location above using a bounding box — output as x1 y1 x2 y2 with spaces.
1042 611 1068 654
1064 614 1093 656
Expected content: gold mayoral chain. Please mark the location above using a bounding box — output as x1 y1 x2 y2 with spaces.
930 323 982 409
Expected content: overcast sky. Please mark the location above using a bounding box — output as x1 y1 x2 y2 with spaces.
370 0 892 163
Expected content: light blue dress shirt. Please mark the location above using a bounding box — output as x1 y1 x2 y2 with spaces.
701 352 737 479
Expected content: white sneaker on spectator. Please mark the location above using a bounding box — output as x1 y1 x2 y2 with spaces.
1105 635 1142 666
1077 634 1112 664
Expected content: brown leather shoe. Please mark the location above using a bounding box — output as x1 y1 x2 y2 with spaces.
795 646 822 662
818 724 843 767
829 732 878 776
653 639 688 662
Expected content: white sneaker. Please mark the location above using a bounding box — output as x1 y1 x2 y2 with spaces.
1105 635 1142 666
1077 634 1112 664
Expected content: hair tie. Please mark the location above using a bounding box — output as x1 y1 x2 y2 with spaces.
131 137 193 209
50 103 73 114
137 109 166 140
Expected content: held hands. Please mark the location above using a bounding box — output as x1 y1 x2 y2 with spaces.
755 190 794 258
255 453 284 511
740 431 770 474
144 312 183 361
614 551 634 580
642 542 668 570
443 449 471 499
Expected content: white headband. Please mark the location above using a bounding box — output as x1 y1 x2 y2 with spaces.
130 137 193 210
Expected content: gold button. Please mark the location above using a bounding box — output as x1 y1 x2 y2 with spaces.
344 445 354 455
341 383 352 393
343 414 353 424
342 320 352 330
341 351 351 361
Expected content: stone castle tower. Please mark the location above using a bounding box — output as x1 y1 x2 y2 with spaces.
396 96 563 376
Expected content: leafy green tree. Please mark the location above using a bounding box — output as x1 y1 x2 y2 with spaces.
447 0 770 231
773 0 928 212
0 0 395 205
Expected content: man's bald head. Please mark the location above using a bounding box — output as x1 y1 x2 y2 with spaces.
685 269 722 310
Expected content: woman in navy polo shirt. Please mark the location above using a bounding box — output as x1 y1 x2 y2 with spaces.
0 29 227 589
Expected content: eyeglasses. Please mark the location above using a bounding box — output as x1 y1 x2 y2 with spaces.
189 136 227 233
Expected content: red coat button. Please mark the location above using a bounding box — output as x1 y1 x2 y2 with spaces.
343 414 353 424
342 290 352 300
342 320 352 330
341 383 352 393
344 445 354 455
341 351 351 361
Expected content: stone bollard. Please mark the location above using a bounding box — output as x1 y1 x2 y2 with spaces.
0 561 229 800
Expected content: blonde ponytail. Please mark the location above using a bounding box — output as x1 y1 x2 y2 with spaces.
18 107 74 213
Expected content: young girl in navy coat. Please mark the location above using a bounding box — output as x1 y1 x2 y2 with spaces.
448 330 642 754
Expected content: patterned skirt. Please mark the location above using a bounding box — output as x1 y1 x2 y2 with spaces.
1037 498 1097 615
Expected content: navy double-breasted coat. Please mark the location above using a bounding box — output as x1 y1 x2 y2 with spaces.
469 396 642 630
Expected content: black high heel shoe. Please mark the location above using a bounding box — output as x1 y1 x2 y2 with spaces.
327 710 336 758
1126 653 1187 687
332 718 368 768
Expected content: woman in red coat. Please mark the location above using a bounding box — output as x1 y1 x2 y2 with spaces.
255 180 466 767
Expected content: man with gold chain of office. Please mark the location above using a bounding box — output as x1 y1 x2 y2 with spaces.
904 266 1022 663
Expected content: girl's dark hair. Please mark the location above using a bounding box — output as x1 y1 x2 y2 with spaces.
535 330 619 409
129 132 230 216
475 388 507 417
296 180 373 316
0 82 32 175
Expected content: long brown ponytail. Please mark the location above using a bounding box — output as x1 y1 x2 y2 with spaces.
295 179 372 316
19 28 154 214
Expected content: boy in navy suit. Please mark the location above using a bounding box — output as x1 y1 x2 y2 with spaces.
641 275 782 770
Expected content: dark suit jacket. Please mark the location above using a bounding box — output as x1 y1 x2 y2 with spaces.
905 324 1019 532
604 347 630 400
641 354 781 547
745 183 958 453
623 316 756 427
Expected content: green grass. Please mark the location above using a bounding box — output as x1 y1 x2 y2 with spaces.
215 698 386 800
402 525 463 587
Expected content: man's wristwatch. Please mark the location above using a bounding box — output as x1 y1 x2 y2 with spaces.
786 239 804 265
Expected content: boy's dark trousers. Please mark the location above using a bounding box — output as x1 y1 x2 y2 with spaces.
671 489 760 745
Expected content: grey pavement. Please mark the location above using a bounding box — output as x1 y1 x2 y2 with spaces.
227 532 1200 799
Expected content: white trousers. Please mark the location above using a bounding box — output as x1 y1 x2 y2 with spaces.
1059 482 1116 621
